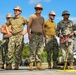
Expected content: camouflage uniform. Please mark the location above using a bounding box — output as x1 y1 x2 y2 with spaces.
29 34 44 62
73 24 76 51
28 14 44 62
28 4 45 70
0 38 9 64
0 23 11 68
6 16 27 64
0 13 12 69
57 20 74 62
45 37 58 62
45 19 59 68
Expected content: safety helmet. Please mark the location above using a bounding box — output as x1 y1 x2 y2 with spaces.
6 13 12 18
34 3 43 9
62 10 70 16
13 6 22 12
49 11 56 16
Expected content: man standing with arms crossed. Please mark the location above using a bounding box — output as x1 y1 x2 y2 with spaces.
0 13 12 69
6 6 27 70
27 3 45 71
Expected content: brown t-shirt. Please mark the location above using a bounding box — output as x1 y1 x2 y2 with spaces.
1 24 11 38
28 14 44 33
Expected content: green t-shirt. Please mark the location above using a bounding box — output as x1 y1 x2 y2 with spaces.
7 16 27 34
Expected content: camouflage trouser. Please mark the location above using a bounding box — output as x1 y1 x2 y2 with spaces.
6 34 24 64
45 36 59 62
60 39 74 62
29 34 44 62
74 37 76 50
0 38 9 64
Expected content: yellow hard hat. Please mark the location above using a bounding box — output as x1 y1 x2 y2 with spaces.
13 6 22 12
6 13 12 18
49 11 56 16
34 3 43 9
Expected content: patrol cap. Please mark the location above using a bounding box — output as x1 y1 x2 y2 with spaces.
34 3 43 9
62 10 70 16
49 11 56 16
13 6 22 12
6 13 12 18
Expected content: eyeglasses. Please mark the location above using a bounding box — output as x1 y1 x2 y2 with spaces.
49 14 55 16
35 8 43 10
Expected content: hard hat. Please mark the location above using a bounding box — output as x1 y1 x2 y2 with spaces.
62 10 70 16
6 13 12 18
49 11 56 16
34 3 43 9
13 6 22 12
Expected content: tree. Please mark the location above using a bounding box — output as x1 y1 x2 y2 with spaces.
22 42 30 58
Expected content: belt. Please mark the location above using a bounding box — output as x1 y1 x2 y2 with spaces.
47 35 55 38
50 35 54 38
31 31 42 35
12 32 21 36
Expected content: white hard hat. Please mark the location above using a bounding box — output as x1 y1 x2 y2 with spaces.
13 6 22 12
34 3 43 9
6 13 12 18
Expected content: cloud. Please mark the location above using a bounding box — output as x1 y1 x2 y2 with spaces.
45 0 51 2
28 0 51 4
29 0 41 4
69 17 76 23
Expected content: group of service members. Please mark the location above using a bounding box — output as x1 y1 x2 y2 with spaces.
0 3 76 71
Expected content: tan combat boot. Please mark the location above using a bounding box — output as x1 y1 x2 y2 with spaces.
29 62 33 71
6 63 12 70
14 63 19 70
48 62 51 69
36 61 45 70
53 61 58 69
0 64 4 69
69 61 74 70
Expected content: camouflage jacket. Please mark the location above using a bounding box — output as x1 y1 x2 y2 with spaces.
57 20 75 37
73 24 76 35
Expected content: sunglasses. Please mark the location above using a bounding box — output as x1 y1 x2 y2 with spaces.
49 14 55 16
6 17 11 19
14 9 21 12
63 14 70 16
35 8 43 10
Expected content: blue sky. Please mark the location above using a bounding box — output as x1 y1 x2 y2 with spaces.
0 0 76 43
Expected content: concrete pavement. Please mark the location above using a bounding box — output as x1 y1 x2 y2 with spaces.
0 66 76 75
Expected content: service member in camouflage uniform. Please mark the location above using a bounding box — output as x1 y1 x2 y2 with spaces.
73 24 76 36
6 6 27 70
57 10 75 69
27 4 45 70
73 24 76 50
0 13 12 69
44 11 59 69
